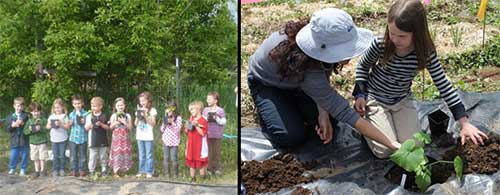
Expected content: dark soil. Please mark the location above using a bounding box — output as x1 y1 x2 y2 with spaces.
291 187 312 195
241 154 315 195
457 133 500 174
385 157 454 192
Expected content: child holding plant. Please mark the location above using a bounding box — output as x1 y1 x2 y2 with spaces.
68 94 89 177
46 98 70 177
160 100 182 178
6 97 30 176
23 102 49 177
85 97 110 176
202 92 226 175
134 92 157 178
109 97 133 178
352 0 488 159
185 101 208 183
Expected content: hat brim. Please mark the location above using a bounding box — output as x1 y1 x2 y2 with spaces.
296 24 373 63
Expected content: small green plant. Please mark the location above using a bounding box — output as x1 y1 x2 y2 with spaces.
450 25 464 47
390 132 463 192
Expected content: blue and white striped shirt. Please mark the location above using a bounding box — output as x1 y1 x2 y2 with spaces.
353 37 467 120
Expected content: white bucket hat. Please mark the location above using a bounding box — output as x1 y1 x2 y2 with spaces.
296 8 373 63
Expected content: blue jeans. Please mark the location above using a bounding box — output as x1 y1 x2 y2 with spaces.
9 146 29 170
69 142 87 172
52 141 67 172
247 76 337 149
137 140 154 174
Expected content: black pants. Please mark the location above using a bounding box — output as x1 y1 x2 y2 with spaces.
248 76 337 149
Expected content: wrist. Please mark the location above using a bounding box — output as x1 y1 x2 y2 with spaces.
458 116 469 126
354 93 366 100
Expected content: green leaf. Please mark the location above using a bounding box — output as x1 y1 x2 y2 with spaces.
415 166 431 192
414 131 432 144
454 156 463 183
390 139 426 172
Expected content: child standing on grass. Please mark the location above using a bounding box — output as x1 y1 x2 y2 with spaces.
68 95 89 177
160 101 182 178
134 92 157 178
46 98 70 177
109 97 133 178
202 92 226 175
352 0 488 158
185 100 208 183
85 97 110 176
6 97 30 176
23 102 49 177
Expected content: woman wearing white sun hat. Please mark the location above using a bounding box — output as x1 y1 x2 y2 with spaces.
247 8 401 150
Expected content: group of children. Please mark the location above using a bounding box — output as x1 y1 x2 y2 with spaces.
6 91 227 182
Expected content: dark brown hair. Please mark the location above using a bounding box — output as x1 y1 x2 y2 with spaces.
165 100 179 119
29 102 42 112
268 19 342 81
71 94 84 103
382 0 435 70
207 91 220 106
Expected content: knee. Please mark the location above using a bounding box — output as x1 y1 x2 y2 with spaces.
264 128 306 149
370 144 393 159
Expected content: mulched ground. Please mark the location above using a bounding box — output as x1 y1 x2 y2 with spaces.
241 154 315 195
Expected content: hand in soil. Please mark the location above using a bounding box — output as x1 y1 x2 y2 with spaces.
459 120 488 145
459 133 500 174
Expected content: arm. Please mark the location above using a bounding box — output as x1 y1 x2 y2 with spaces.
215 110 227 125
63 115 72 130
46 117 52 130
173 116 183 134
354 118 400 150
7 115 17 132
426 52 487 144
84 114 92 131
146 114 156 127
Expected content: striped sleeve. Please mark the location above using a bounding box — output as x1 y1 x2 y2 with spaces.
426 52 467 120
353 37 383 96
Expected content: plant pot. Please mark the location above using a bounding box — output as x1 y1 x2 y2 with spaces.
428 109 449 137
186 121 194 131
50 119 59 129
77 115 85 125
207 112 217 122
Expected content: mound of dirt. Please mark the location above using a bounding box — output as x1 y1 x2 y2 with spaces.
459 133 500 174
242 154 315 195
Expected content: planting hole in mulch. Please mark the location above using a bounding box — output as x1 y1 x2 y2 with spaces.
241 153 317 195
386 132 500 192
385 156 454 192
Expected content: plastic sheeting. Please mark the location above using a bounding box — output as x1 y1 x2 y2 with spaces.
241 91 500 195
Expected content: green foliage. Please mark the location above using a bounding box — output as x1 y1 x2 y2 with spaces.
391 131 463 192
443 35 500 70
450 26 464 47
0 0 237 108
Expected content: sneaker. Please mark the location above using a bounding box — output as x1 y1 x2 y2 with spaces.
40 171 46 177
146 173 153 178
79 171 86 177
89 171 95 177
20 169 26 176
101 171 107 177
33 172 40 178
190 177 196 183
113 173 120 178
52 171 58 177
215 170 222 175
8 169 15 175
59 170 65 176
70 171 76 177
135 173 143 178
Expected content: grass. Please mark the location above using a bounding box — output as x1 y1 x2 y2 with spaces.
0 84 237 185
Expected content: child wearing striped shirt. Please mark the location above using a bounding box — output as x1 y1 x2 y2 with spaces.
353 0 488 158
